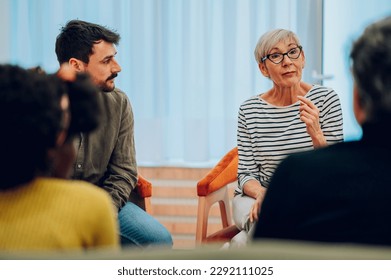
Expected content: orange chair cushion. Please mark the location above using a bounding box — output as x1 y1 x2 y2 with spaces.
197 147 238 196
136 174 152 198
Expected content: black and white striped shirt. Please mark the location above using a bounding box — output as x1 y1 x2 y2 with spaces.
236 85 344 195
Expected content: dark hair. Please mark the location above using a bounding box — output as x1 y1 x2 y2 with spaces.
29 66 102 138
0 65 64 189
55 19 121 65
0 65 102 190
65 73 102 137
350 16 391 121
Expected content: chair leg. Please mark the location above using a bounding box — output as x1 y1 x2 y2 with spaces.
196 196 208 244
218 186 233 228
196 186 233 244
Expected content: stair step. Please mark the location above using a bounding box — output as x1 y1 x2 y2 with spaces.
139 167 210 180
139 166 237 249
152 185 196 198
151 203 226 217
165 222 225 235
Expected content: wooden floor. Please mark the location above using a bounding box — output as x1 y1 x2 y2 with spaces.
139 166 236 249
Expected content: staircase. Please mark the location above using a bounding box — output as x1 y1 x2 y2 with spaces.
139 166 236 249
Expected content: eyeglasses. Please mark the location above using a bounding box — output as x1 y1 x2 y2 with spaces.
261 46 302 64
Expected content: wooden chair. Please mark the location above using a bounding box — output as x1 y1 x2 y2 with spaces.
195 147 240 244
129 174 152 213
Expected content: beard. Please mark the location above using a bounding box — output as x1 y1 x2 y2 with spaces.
99 81 115 92
98 73 118 92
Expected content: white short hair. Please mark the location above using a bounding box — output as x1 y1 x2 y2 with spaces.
254 29 301 64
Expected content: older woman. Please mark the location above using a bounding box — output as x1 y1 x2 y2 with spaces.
232 29 344 245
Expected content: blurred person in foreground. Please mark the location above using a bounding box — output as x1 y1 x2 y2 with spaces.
232 29 344 246
253 16 391 245
0 64 119 251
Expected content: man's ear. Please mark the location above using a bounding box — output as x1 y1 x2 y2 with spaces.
57 63 76 81
68 58 84 72
258 62 269 78
353 85 366 125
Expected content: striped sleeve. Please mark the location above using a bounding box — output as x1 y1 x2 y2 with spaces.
237 104 261 190
316 88 344 144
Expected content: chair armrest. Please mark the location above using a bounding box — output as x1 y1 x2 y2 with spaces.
136 174 152 198
197 147 238 196
128 174 152 213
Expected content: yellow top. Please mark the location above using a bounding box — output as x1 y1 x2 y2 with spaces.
0 177 119 251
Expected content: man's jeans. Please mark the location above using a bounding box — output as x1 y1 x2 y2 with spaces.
118 202 173 247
